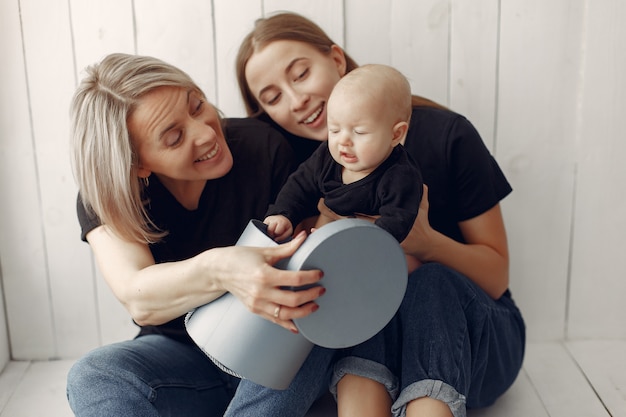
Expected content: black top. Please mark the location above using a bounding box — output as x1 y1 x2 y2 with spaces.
77 118 296 344
261 107 512 244
266 142 422 242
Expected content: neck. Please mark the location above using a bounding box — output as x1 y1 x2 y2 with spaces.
156 176 207 210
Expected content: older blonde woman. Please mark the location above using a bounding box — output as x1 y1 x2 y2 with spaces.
66 53 327 417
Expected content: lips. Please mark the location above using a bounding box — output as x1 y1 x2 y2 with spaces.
195 143 220 162
301 104 324 125
340 152 358 163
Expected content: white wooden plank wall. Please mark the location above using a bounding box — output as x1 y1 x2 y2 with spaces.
1 0 625 365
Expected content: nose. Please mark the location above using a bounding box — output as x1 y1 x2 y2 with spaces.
336 131 352 147
191 118 217 146
287 87 309 112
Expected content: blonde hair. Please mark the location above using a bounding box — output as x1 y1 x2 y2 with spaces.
70 53 202 243
236 12 445 118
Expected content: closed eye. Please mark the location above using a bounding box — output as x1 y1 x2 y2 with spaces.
194 99 204 114
164 129 183 147
295 68 309 81
190 93 205 115
267 93 281 105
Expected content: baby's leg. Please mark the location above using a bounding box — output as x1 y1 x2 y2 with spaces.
336 374 392 417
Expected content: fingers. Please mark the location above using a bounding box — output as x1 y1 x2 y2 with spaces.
274 227 293 242
237 233 325 332
262 230 308 264
265 221 278 237
266 282 325 330
264 216 295 242
269 299 322 333
284 282 326 306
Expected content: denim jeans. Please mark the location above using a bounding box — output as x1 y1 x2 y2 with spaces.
224 345 337 416
330 263 526 417
66 334 239 417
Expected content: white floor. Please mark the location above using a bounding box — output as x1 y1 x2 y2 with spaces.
0 341 623 417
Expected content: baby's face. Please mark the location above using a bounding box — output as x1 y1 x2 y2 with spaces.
327 89 396 177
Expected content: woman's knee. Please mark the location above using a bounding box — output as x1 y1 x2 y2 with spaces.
405 263 473 304
67 342 147 397
67 347 116 413
67 347 108 390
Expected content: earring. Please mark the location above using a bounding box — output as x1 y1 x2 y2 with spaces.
143 176 150 187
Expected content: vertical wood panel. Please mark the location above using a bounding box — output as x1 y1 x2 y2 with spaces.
497 0 585 340
344 0 392 66
0 0 44 362
0 0 60 359
134 0 216 103
568 0 626 339
19 0 96 359
449 0 498 151
70 0 135 72
69 0 139 347
214 0 263 117
390 0 450 105
0 265 9 368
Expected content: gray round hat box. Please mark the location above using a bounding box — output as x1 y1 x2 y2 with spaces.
185 218 407 389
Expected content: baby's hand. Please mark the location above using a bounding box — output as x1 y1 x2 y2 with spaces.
264 215 294 242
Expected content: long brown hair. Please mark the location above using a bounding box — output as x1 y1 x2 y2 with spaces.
236 12 445 117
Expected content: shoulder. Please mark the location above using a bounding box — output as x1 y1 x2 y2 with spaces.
384 146 418 173
223 117 291 156
256 114 322 165
222 118 296 177
385 147 422 185
405 107 485 156
311 140 330 156
222 117 283 143
409 107 477 137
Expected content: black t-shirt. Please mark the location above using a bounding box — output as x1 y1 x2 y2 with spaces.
267 143 422 242
262 107 512 244
77 118 296 344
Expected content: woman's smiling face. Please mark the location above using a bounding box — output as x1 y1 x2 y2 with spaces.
129 86 233 189
244 40 346 141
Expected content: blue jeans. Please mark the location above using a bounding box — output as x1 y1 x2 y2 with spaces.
224 345 337 416
66 334 239 417
330 263 526 417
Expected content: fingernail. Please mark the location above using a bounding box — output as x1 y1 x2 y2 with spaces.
312 304 320 312
291 327 299 334
318 287 326 297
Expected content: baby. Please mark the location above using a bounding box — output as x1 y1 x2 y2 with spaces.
265 64 423 244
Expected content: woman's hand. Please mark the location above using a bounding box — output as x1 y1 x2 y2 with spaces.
401 184 510 299
211 230 325 333
400 185 435 262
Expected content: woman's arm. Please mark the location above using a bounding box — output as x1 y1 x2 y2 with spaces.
86 225 324 332
401 186 509 299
